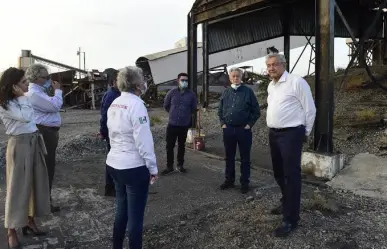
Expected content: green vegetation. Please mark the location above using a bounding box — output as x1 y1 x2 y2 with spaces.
150 115 162 127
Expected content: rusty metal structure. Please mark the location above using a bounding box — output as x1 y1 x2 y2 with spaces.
187 0 387 154
19 50 110 109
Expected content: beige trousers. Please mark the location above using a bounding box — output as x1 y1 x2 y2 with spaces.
4 132 51 228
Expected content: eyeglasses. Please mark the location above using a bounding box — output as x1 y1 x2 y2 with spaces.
40 76 51 80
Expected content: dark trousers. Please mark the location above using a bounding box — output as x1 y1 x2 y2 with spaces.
269 126 305 224
105 137 114 187
166 125 189 169
107 166 150 249
223 126 252 185
37 125 59 197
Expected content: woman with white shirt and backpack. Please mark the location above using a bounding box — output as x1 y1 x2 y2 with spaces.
0 68 50 248
106 66 158 249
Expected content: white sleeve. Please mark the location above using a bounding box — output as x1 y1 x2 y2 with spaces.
29 90 63 113
130 102 158 175
296 78 316 136
0 96 35 123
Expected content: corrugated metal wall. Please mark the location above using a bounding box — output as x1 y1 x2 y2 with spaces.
208 0 384 54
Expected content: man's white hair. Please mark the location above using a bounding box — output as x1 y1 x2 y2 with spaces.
116 66 145 92
228 67 243 76
265 53 287 64
25 63 49 82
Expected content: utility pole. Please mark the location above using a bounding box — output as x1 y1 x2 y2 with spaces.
77 47 81 79
76 47 86 77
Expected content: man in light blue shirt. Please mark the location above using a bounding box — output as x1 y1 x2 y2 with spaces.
26 63 63 213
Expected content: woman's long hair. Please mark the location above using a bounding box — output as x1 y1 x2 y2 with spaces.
0 67 25 110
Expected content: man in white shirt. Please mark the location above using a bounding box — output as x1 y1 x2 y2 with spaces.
265 53 316 237
25 64 63 213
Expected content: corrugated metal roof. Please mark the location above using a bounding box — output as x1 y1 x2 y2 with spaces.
207 0 384 54
136 43 203 62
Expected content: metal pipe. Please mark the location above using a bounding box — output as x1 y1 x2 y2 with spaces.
78 47 81 78
187 13 192 86
291 38 309 73
335 2 357 45
202 22 209 108
83 52 86 71
188 12 198 127
31 54 88 74
282 4 290 71
313 0 335 153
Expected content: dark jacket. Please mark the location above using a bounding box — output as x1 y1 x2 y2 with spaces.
218 85 260 127
100 87 121 138
164 87 197 127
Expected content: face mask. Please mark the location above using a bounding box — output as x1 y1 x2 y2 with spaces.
179 80 188 89
140 82 148 95
231 83 240 90
43 79 52 89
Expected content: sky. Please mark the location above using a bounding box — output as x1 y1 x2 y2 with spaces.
0 0 350 77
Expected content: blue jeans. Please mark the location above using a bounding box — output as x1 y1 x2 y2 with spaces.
269 125 305 224
107 165 150 249
222 126 252 185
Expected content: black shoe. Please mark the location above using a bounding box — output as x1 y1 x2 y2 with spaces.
273 222 297 237
220 181 234 190
161 168 175 176
22 226 47 237
51 205 60 213
270 204 283 215
241 184 249 194
176 165 187 173
104 184 116 197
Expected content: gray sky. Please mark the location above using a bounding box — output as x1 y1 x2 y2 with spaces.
0 0 349 76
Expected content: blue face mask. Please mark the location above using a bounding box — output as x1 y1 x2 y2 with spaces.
43 79 52 89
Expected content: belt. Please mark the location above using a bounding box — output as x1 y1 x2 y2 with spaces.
37 124 60 131
225 124 246 128
270 125 303 132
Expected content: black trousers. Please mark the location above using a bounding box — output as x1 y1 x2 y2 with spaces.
37 125 59 197
269 125 305 225
166 125 189 169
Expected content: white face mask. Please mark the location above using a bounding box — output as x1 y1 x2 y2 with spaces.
140 82 148 94
231 84 240 90
179 80 188 89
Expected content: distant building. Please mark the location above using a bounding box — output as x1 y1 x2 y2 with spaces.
175 37 188 48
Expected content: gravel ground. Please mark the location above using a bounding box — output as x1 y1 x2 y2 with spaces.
144 186 387 249
0 109 386 248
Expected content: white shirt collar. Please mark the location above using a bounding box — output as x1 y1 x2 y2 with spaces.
29 83 45 91
273 71 289 84
121 92 145 104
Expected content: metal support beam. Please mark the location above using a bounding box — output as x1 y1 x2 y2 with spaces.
187 14 192 79
188 12 198 128
358 8 366 67
202 22 210 109
384 14 387 64
314 0 335 153
193 0 266 24
282 5 290 71
336 0 387 99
